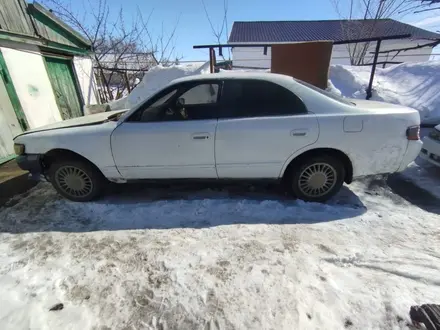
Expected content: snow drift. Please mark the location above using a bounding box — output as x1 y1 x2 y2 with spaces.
329 61 440 125
110 62 211 110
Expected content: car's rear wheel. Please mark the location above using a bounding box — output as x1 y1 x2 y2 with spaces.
48 159 104 202
289 156 345 203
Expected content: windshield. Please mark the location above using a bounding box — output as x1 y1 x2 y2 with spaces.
294 79 355 106
150 89 178 108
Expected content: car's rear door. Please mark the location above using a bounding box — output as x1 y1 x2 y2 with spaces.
111 81 220 179
215 79 319 178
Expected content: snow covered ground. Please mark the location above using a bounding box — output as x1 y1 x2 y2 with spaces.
0 177 439 330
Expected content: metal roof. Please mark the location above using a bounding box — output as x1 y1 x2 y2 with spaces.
228 19 440 44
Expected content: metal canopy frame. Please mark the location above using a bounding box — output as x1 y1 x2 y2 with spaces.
193 34 411 100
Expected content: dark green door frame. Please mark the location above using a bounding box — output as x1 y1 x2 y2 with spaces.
0 51 28 131
44 54 84 120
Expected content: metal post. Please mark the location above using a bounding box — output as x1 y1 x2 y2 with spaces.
209 47 214 73
366 39 382 100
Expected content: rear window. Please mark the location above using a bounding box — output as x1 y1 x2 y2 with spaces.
295 79 355 106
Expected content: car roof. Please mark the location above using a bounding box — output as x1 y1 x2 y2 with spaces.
171 71 297 85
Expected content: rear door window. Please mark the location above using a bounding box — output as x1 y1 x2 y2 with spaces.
220 79 307 118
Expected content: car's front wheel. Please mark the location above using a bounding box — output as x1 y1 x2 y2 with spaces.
289 156 345 203
48 159 104 202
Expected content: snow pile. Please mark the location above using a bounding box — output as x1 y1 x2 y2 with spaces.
110 62 211 110
329 61 440 125
0 180 440 329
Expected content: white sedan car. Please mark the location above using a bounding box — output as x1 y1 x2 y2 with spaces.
420 125 440 166
14 72 422 202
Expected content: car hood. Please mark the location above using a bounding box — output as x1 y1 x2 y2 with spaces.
15 110 126 137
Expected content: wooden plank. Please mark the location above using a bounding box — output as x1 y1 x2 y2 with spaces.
0 0 34 36
30 3 90 46
28 3 90 49
271 42 333 89
31 10 81 48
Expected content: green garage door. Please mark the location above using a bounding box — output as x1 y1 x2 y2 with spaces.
44 56 83 120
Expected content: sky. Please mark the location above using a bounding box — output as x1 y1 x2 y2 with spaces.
57 0 440 60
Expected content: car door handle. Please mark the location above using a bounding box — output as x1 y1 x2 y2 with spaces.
192 133 210 140
291 129 308 137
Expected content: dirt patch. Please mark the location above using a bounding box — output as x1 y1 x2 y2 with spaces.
0 160 37 207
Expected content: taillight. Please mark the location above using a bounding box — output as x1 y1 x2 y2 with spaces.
406 125 420 141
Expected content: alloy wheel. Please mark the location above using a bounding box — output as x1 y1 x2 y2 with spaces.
55 165 94 198
298 162 337 198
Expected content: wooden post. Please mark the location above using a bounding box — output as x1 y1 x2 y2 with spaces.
366 39 382 100
124 71 131 93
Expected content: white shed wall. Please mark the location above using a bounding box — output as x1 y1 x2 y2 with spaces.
74 56 99 106
0 43 62 129
232 46 272 69
231 39 433 69
331 39 433 66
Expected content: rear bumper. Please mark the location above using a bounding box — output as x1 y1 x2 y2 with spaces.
397 140 423 171
419 136 440 167
16 154 43 174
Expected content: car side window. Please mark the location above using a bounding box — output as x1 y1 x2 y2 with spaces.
130 82 220 122
220 79 307 118
180 84 219 105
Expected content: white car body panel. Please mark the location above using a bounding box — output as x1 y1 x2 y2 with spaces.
21 110 126 134
420 125 440 167
111 120 217 179
215 115 319 178
14 72 422 183
14 121 123 180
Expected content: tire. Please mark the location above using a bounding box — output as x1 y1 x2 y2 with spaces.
48 158 104 202
288 156 345 203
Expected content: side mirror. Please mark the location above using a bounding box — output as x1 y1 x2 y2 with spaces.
176 98 185 108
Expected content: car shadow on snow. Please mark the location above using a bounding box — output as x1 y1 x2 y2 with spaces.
0 182 367 233
387 173 440 215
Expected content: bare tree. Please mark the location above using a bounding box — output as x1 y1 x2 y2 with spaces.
331 0 413 65
201 0 231 61
40 0 181 102
400 0 440 14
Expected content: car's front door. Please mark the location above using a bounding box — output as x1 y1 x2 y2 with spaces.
111 81 221 179
215 79 319 178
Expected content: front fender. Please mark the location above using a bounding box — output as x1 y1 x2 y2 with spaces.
14 122 123 180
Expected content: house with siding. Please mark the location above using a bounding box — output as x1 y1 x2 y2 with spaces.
0 0 98 163
229 19 440 69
